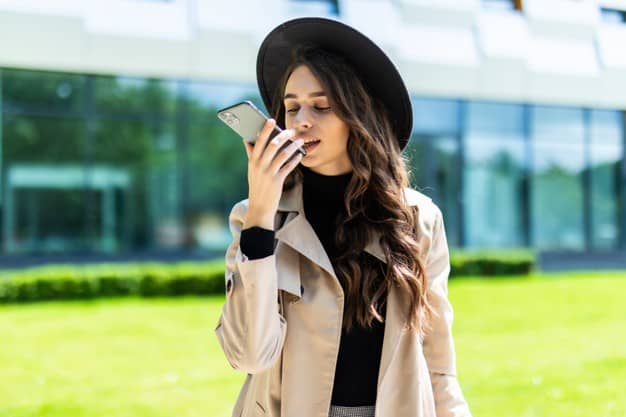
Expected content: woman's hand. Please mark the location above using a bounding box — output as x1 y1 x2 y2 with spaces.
242 119 304 230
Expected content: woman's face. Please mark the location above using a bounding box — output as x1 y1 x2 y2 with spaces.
283 65 352 176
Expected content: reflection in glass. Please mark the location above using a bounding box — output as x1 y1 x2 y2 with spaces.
408 98 461 246
93 119 182 251
185 81 259 122
531 106 585 250
185 82 258 250
590 110 623 249
1 69 85 114
2 115 86 253
1 66 624 257
412 98 459 135
94 76 177 116
407 134 461 247
464 102 525 247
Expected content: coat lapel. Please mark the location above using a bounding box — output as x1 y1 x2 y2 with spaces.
276 213 336 279
275 180 336 279
361 227 408 384
377 284 408 388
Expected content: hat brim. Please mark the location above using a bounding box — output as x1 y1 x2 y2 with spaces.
256 17 413 150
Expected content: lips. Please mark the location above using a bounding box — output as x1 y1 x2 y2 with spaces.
303 139 320 149
302 140 321 155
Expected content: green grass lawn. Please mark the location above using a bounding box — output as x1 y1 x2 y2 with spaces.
1 272 625 417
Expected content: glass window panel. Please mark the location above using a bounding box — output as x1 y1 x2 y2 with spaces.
533 106 585 144
91 118 149 252
3 115 84 162
1 69 85 114
591 109 623 145
92 119 181 252
406 134 460 247
12 188 86 253
185 81 260 123
464 101 526 247
530 106 585 250
412 98 460 135
181 83 261 251
590 110 623 249
186 121 248 251
463 137 525 247
147 123 181 249
1 115 87 253
94 75 177 116
466 101 524 132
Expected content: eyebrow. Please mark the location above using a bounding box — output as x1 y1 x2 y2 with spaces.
284 91 326 99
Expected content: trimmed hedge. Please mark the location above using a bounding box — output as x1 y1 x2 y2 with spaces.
450 249 536 277
0 262 225 304
0 250 535 304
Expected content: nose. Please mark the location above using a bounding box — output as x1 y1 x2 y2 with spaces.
293 107 312 131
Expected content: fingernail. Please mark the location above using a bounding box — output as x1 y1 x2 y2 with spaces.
296 138 304 144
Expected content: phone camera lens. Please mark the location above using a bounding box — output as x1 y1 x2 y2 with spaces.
220 112 239 127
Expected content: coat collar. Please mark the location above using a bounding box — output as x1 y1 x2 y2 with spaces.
276 178 386 266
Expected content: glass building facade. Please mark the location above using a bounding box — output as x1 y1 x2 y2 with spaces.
0 67 624 263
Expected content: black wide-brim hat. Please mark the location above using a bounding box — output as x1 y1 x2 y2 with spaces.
256 17 413 151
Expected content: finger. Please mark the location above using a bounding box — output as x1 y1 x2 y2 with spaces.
260 128 296 168
271 138 305 174
243 139 253 159
278 151 303 180
252 119 277 161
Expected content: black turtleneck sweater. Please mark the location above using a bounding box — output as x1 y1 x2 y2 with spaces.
239 166 386 407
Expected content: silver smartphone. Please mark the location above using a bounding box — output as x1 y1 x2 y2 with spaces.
216 100 306 156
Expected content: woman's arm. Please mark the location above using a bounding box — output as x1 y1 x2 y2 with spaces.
423 206 472 417
214 200 287 374
216 118 303 374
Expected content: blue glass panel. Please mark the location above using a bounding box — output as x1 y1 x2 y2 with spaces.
411 98 460 135
531 106 585 250
590 109 623 249
464 101 525 248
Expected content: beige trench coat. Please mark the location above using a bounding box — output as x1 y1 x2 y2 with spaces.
215 178 472 417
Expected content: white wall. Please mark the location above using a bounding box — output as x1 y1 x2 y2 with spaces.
0 0 624 109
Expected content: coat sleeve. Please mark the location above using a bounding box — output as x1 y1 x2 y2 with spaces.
423 206 472 417
214 200 287 374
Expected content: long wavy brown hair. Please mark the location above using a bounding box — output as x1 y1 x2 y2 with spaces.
271 46 433 335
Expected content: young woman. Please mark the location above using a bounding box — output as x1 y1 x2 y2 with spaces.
215 17 472 417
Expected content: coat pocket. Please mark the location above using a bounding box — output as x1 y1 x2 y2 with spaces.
254 401 266 415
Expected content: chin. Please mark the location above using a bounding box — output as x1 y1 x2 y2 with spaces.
299 158 316 167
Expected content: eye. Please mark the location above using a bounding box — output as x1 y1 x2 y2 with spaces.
285 105 331 114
